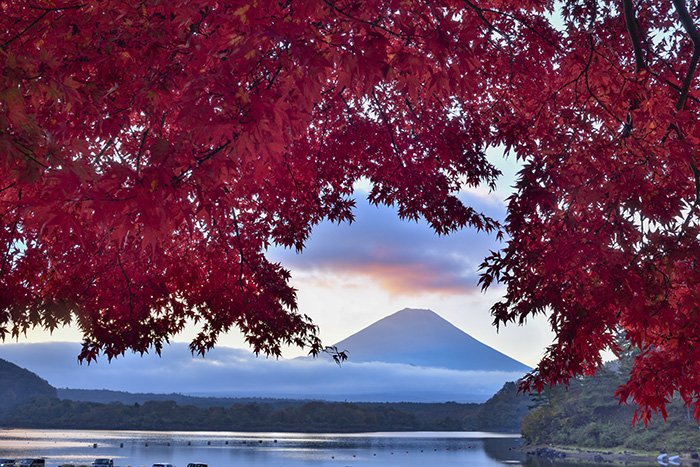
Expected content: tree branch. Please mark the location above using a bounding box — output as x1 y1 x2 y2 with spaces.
622 0 646 71
1 4 86 50
677 49 700 111
173 140 231 183
1 11 49 49
371 90 404 167
136 129 149 175
322 0 402 38
231 209 248 291
670 0 700 238
0 192 22 276
0 182 17 194
116 253 134 320
671 0 700 110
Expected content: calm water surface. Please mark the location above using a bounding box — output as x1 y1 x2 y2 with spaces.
0 429 531 466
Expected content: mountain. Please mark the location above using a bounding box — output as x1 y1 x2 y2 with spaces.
333 308 531 373
0 358 57 414
0 309 529 403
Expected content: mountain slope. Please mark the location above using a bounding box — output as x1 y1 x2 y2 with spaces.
333 308 531 372
0 358 57 414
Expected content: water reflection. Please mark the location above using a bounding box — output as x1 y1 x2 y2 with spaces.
0 429 530 466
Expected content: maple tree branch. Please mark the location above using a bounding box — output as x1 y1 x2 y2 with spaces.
462 0 510 56
0 194 22 276
95 137 114 165
670 0 700 111
622 0 646 71
540 37 594 116
677 162 700 237
135 129 149 175
461 0 516 103
230 209 248 291
667 0 700 237
671 0 700 47
583 36 625 130
337 88 355 122
283 152 303 202
1 11 49 49
462 0 558 49
12 138 50 169
0 182 17 194
461 0 515 41
322 0 402 38
173 140 231 183
674 133 700 236
266 66 284 90
116 253 134 320
677 49 700 111
371 90 404 167
194 140 231 165
640 48 700 106
1 4 85 50
79 272 100 298
403 97 421 123
28 3 87 11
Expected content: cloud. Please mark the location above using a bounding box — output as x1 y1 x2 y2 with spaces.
269 194 505 296
0 342 523 403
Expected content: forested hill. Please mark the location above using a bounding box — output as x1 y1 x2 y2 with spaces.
0 358 57 413
475 381 530 433
4 385 531 433
2 398 485 433
521 362 700 452
0 359 527 433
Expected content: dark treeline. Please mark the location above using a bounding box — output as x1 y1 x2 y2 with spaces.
0 357 529 433
2 398 483 432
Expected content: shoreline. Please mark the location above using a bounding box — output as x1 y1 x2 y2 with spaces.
523 444 700 465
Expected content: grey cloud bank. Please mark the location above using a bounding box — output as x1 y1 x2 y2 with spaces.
0 342 523 403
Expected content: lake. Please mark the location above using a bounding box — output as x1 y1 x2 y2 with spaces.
0 429 531 466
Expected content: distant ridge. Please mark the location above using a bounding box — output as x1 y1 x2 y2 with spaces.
333 308 531 373
57 388 304 408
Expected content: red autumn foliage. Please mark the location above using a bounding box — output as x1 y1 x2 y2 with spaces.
1 1 698 421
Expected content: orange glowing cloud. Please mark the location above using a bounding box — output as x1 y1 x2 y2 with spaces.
270 196 504 296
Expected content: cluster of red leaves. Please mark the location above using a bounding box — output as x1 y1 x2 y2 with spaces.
0 0 501 360
477 0 700 423
1 0 698 421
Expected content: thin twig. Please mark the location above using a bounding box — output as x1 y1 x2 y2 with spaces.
371 90 404 167
116 253 134 320
1 11 49 49
136 129 149 175
1 4 86 49
322 0 402 38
